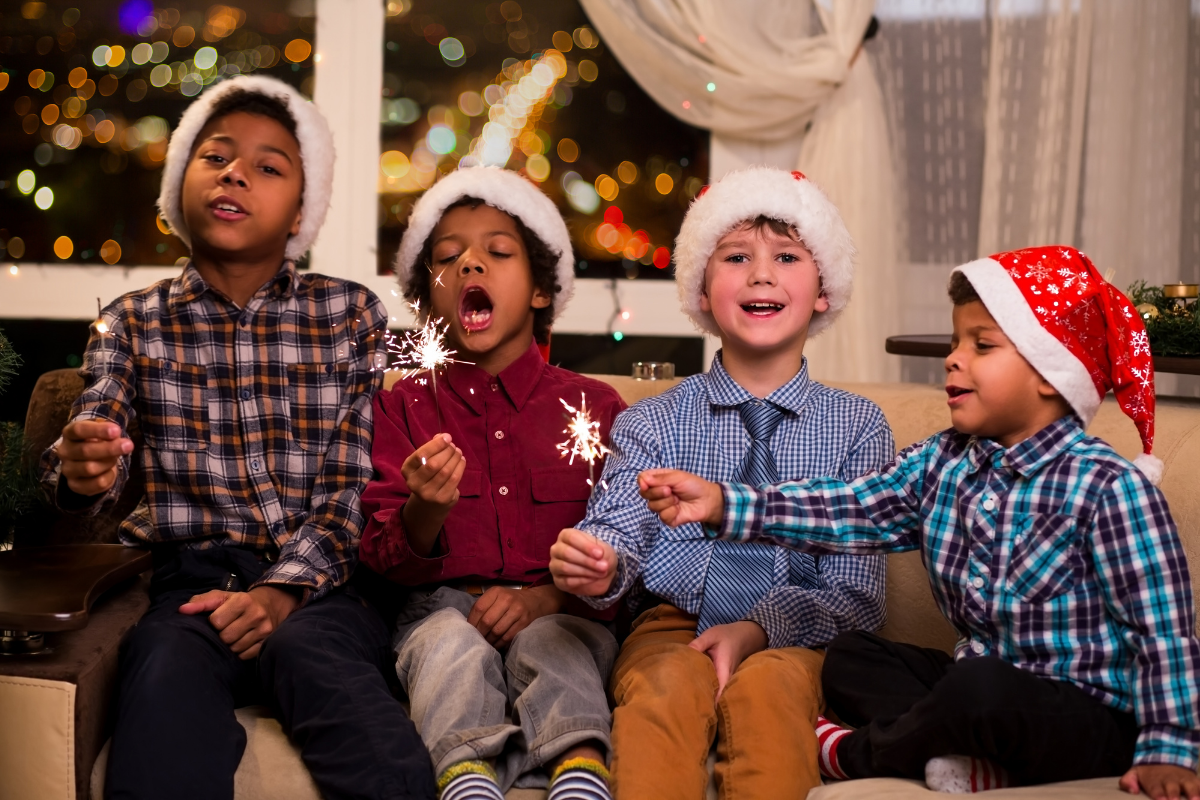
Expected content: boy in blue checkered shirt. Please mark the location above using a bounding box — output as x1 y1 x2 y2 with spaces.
548 168 893 799
639 246 1200 798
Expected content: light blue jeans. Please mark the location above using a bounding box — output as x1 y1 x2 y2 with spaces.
394 586 617 790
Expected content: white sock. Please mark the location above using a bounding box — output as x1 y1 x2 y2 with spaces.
547 767 612 800
925 755 1010 793
439 770 505 800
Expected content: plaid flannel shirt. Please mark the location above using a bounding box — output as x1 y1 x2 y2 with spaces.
40 261 387 603
716 416 1200 768
577 354 892 648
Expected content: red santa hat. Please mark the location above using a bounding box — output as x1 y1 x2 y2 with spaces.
394 166 575 320
952 246 1162 485
672 167 855 338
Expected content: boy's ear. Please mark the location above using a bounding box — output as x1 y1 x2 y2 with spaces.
699 288 711 313
289 206 303 238
813 290 830 314
531 285 552 310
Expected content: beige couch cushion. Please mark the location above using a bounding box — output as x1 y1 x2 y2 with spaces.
89 377 1200 799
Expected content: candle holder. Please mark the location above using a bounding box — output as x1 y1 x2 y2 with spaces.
1163 282 1198 310
632 362 675 380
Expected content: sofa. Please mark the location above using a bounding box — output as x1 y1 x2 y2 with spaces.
2 368 1197 800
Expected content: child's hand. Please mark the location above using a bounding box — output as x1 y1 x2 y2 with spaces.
468 584 564 648
549 528 617 596
1120 764 1200 800
402 433 465 512
689 620 769 701
178 585 300 660
638 469 725 528
57 420 134 496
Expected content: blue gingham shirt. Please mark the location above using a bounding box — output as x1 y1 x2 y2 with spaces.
717 416 1200 768
577 354 892 648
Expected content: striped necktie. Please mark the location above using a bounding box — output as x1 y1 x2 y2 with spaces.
697 400 819 632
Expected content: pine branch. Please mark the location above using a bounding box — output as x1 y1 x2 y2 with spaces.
0 326 21 397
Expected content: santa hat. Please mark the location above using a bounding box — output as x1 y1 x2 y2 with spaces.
953 246 1162 485
157 75 334 262
672 167 855 338
394 166 575 320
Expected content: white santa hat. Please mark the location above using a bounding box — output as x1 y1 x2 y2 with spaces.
157 75 334 262
952 246 1163 485
394 166 575 320
672 167 855 338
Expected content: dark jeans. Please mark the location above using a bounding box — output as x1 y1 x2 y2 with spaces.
823 631 1138 785
104 547 435 800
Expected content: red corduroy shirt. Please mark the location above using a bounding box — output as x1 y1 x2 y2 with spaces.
360 341 626 598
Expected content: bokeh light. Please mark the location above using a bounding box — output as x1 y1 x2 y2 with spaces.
617 161 638 184
68 67 88 88
194 47 218 70
284 39 312 63
525 153 550 182
100 240 122 265
53 236 73 259
34 186 54 209
595 174 619 201
572 27 600 49
16 170 35 195
426 125 456 155
653 247 671 269
439 37 465 66
458 91 484 117
380 150 411 179
566 179 600 214
552 31 573 52
577 60 598 82
557 138 579 162
156 215 172 235
107 46 127 68
655 173 674 194
7 238 25 260
131 42 153 65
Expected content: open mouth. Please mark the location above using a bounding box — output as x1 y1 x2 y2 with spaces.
459 286 494 333
741 301 784 317
946 385 974 405
210 196 248 221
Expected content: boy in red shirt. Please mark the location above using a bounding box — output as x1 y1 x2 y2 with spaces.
360 167 625 800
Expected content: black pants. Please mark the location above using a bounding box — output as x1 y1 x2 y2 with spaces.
104 548 435 800
823 631 1138 785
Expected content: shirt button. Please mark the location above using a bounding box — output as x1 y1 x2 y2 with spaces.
494 431 504 440
982 498 996 511
251 459 260 470
506 537 514 548
490 382 498 391
971 640 985 654
498 486 509 496
972 576 985 589
241 388 252 400
325 363 334 375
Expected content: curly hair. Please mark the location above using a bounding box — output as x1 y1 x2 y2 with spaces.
948 271 981 306
202 87 298 141
404 197 563 345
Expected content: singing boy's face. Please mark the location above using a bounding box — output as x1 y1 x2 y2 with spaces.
699 221 828 359
181 110 303 262
945 300 1071 447
427 203 551 373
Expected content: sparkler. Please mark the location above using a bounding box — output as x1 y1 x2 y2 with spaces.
386 301 462 431
557 393 610 491
94 297 109 357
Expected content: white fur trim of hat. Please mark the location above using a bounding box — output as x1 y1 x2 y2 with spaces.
157 75 334 262
394 166 575 320
672 167 855 337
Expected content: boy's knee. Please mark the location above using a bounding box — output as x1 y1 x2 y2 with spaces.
613 643 715 706
122 615 220 681
727 648 822 707
399 607 494 670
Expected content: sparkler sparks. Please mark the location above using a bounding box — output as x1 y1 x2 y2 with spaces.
382 300 469 431
557 393 610 488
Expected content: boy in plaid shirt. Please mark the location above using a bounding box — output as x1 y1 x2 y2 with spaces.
639 246 1200 798
41 76 434 799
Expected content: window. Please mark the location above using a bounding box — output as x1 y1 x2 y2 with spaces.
377 0 709 281
1 1 315 266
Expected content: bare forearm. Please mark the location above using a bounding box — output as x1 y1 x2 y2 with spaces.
401 495 450 557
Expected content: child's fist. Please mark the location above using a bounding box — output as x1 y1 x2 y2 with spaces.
1121 764 1200 800
402 433 465 512
549 528 617 596
638 469 725 528
57 419 134 496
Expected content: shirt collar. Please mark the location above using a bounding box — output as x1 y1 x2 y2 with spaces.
167 259 297 309
704 350 815 415
447 339 546 414
965 415 1085 477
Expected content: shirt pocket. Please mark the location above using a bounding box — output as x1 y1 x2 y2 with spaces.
530 466 592 553
134 357 209 451
1005 513 1083 604
286 363 348 452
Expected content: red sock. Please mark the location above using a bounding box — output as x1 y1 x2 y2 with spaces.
815 715 852 780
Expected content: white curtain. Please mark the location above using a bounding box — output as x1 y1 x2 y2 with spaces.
579 0 904 382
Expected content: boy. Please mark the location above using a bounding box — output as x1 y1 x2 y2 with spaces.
549 167 892 799
359 166 626 800
41 76 434 800
638 246 1200 798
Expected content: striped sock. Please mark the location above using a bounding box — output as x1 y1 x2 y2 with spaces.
815 715 852 780
548 757 612 800
925 755 1011 793
437 760 505 800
